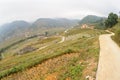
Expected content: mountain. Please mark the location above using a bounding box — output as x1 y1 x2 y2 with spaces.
0 21 30 43
31 18 78 28
79 15 106 29
0 18 79 46
79 15 105 24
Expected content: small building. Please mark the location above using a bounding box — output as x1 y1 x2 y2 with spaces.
81 24 94 29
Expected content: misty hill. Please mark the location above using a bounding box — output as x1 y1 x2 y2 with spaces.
0 18 79 45
79 15 105 24
32 18 78 28
0 21 30 42
79 15 106 29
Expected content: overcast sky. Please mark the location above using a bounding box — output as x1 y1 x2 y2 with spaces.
0 0 120 25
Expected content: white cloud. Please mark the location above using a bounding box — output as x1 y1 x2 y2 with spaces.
0 0 120 25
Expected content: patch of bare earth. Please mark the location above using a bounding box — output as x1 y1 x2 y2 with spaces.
2 52 97 80
45 73 58 80
2 53 79 80
82 59 96 80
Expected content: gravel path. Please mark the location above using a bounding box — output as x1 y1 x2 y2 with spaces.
96 33 120 80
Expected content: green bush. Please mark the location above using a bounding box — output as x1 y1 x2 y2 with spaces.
63 49 74 54
0 53 2 60
63 64 83 80
69 65 83 77
114 28 120 46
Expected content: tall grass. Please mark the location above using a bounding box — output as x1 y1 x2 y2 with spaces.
113 28 120 46
0 29 106 79
111 20 120 46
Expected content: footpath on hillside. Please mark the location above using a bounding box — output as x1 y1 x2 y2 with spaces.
96 32 120 80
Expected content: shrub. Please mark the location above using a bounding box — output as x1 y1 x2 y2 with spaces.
63 49 74 54
63 64 83 80
0 53 2 60
114 28 120 46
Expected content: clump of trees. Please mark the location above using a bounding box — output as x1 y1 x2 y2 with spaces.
105 13 118 28
108 12 120 46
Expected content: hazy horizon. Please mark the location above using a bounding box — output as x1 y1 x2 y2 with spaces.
0 0 120 25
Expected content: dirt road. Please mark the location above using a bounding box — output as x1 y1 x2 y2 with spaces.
96 33 120 80
58 36 65 43
58 29 68 43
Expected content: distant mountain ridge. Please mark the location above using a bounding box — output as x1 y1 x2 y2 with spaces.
32 18 78 28
0 15 106 45
0 21 30 42
79 15 106 29
79 15 105 24
0 18 79 44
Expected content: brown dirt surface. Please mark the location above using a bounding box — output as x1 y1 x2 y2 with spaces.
2 53 80 80
45 73 58 80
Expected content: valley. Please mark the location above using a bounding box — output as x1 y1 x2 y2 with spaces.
0 26 107 80
0 14 119 80
0 0 120 80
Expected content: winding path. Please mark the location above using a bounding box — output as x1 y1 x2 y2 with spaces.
58 36 65 43
37 29 68 51
58 29 68 43
96 33 120 80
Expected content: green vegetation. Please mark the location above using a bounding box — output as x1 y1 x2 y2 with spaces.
0 30 63 58
0 27 65 50
0 35 38 54
111 19 120 46
68 65 83 78
93 19 106 29
65 27 107 36
79 15 106 29
0 53 2 60
105 13 118 28
59 64 83 80
79 15 103 24
104 13 120 46
0 28 107 79
114 28 120 46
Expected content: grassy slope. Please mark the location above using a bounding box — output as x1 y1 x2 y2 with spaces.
0 27 65 49
2 36 61 58
0 28 107 80
110 19 120 46
0 27 65 58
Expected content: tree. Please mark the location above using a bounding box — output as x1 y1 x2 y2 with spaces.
0 49 5 60
45 31 48 36
105 13 118 28
0 53 2 60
